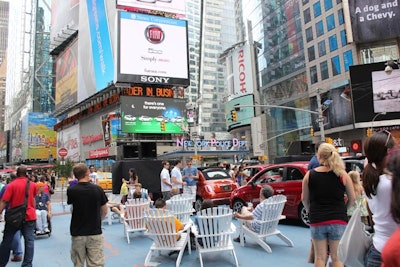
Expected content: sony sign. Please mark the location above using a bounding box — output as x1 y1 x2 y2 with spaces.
140 76 170 84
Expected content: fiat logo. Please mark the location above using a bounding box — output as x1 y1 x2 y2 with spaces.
145 25 165 44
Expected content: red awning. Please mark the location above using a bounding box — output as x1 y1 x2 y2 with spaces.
0 168 16 173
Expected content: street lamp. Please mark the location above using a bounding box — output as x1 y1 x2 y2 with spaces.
185 98 203 161
367 112 387 136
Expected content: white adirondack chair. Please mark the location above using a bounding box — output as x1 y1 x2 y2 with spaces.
104 194 122 226
238 194 294 253
192 206 238 267
124 198 150 243
166 195 194 225
144 209 191 267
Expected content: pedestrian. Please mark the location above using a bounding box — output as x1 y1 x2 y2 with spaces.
363 131 397 267
50 172 56 190
34 184 51 234
308 141 324 170
160 161 172 200
88 165 98 184
171 160 185 193
381 148 400 267
128 168 138 185
0 166 37 267
182 159 198 196
302 142 355 267
67 163 108 267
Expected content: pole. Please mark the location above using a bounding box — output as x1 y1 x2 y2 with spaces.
316 90 325 141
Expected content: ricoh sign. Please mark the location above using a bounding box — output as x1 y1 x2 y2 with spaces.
116 12 189 86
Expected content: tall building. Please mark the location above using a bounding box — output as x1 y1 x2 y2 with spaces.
186 0 237 139
0 0 9 132
236 0 400 162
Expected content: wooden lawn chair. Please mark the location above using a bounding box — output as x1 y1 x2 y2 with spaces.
104 194 122 225
144 209 191 267
124 198 150 243
238 194 294 253
192 206 238 267
166 195 194 225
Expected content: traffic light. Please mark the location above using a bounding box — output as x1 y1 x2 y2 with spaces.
231 110 237 122
366 128 373 137
350 140 362 153
161 121 166 131
310 128 314 136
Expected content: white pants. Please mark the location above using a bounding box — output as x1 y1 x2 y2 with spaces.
35 209 48 231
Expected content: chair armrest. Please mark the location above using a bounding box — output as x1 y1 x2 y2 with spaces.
191 224 199 236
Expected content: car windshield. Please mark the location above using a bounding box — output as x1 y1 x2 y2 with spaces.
203 170 230 180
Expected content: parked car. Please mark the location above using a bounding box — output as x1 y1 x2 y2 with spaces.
97 172 112 190
195 168 238 212
230 162 309 226
342 156 365 174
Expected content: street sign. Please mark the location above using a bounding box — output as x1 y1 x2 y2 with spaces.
58 147 68 158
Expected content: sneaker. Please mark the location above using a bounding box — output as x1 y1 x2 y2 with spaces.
36 230 42 235
11 256 23 262
44 228 50 233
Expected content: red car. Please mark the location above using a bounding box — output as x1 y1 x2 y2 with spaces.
195 168 238 211
230 161 309 226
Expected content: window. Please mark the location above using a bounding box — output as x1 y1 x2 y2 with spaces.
318 40 326 57
324 0 333 10
320 61 329 80
329 34 338 51
303 0 309 4
340 30 347 46
326 14 335 31
337 0 342 3
313 2 322 17
331 55 341 76
343 50 354 71
316 21 324 37
306 26 313 42
255 168 283 185
310 66 318 84
304 8 311 24
308 46 316 61
338 9 344 25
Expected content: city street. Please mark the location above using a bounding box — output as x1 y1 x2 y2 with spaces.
0 199 313 267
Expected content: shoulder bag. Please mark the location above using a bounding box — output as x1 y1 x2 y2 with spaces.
5 180 30 229
338 206 372 267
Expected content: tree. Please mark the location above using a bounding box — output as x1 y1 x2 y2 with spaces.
52 158 74 179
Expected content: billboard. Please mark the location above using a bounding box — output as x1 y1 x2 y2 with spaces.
50 0 79 51
225 44 254 100
348 0 400 43
57 124 81 161
120 96 187 134
372 69 400 113
350 62 400 123
55 39 78 112
25 113 57 160
116 12 189 86
226 95 255 131
116 0 186 17
0 131 7 164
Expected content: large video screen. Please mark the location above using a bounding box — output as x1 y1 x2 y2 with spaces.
372 69 400 113
116 12 189 86
116 0 186 17
120 96 188 134
350 62 400 123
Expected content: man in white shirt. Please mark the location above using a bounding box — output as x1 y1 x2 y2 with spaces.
160 161 172 200
171 160 185 193
88 165 98 184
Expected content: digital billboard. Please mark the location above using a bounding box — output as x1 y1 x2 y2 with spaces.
348 0 400 43
25 113 57 160
55 39 78 113
116 0 186 17
226 95 255 131
350 62 400 123
120 96 188 134
372 69 400 113
116 12 189 86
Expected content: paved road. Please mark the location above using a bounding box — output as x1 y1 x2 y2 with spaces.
1 202 313 267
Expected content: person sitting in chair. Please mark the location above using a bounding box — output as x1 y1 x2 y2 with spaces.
233 185 274 242
35 184 52 234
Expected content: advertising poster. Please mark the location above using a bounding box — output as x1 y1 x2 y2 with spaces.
120 96 187 134
117 12 189 86
55 40 78 112
0 131 7 164
372 69 400 113
57 124 80 161
349 0 400 42
26 113 57 160
116 0 186 17
226 95 255 131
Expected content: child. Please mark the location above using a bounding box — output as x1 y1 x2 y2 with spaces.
347 171 369 224
120 178 128 204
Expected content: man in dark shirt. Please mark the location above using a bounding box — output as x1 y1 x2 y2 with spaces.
67 163 108 267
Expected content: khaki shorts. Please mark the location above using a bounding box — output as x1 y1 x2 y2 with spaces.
71 234 104 267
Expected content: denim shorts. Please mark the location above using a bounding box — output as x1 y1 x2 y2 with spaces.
310 224 346 240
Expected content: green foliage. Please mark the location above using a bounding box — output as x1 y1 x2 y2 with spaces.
52 158 74 178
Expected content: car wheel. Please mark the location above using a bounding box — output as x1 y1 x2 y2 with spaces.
299 203 310 227
232 199 245 213
194 197 203 212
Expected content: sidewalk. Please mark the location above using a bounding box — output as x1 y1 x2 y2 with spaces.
1 202 313 267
